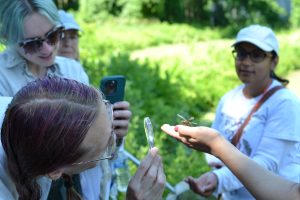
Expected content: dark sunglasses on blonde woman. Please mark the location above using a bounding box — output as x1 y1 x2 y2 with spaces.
18 26 64 54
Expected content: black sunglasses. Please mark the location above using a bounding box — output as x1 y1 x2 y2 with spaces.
18 26 64 54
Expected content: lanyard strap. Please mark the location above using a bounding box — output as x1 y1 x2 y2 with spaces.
231 85 285 147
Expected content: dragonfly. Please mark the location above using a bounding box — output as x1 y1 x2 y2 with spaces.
177 114 198 126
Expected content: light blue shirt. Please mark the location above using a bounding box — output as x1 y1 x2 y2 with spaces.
0 97 11 125
0 47 89 96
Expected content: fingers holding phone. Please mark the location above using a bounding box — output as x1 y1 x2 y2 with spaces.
113 101 132 138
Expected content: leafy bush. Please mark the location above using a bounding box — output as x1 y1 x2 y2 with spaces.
77 0 292 28
291 0 300 28
77 21 300 200
77 21 300 199
85 51 212 183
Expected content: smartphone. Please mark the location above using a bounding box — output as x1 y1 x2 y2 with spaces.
100 75 126 147
100 75 126 104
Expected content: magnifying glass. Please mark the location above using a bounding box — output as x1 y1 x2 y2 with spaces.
144 117 154 149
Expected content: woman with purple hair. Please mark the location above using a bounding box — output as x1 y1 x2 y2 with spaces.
0 77 165 200
0 1 132 199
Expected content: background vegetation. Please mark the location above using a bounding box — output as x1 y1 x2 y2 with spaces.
58 0 300 199
72 1 300 197
1 0 300 199
75 19 300 197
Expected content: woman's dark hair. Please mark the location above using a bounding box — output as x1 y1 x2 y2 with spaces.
270 51 289 86
1 77 101 200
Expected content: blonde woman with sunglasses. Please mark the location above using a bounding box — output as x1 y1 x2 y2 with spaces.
0 0 88 96
0 1 133 200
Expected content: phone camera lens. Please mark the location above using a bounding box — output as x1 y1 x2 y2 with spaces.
105 80 117 94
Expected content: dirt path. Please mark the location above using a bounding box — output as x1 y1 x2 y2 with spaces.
287 70 300 98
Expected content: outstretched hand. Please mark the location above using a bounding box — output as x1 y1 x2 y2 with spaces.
185 172 218 197
161 124 223 154
126 147 166 200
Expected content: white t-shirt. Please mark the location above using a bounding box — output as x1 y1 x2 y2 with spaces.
211 80 300 200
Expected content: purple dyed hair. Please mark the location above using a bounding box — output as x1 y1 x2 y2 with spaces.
1 76 102 200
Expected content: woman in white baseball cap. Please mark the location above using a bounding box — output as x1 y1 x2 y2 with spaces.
182 24 300 200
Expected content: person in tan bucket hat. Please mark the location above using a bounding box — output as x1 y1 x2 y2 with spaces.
57 10 81 61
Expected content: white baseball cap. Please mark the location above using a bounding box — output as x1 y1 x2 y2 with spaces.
232 24 279 55
58 10 81 31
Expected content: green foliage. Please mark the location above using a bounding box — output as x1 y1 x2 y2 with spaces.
163 0 185 22
77 20 300 197
0 44 4 52
78 0 165 21
141 0 165 19
54 0 79 10
79 0 112 21
118 0 144 18
87 52 212 186
221 0 286 29
76 0 294 28
291 0 300 28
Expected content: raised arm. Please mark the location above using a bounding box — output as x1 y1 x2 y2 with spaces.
161 124 300 200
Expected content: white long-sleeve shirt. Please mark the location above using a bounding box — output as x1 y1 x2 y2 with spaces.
211 80 300 200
